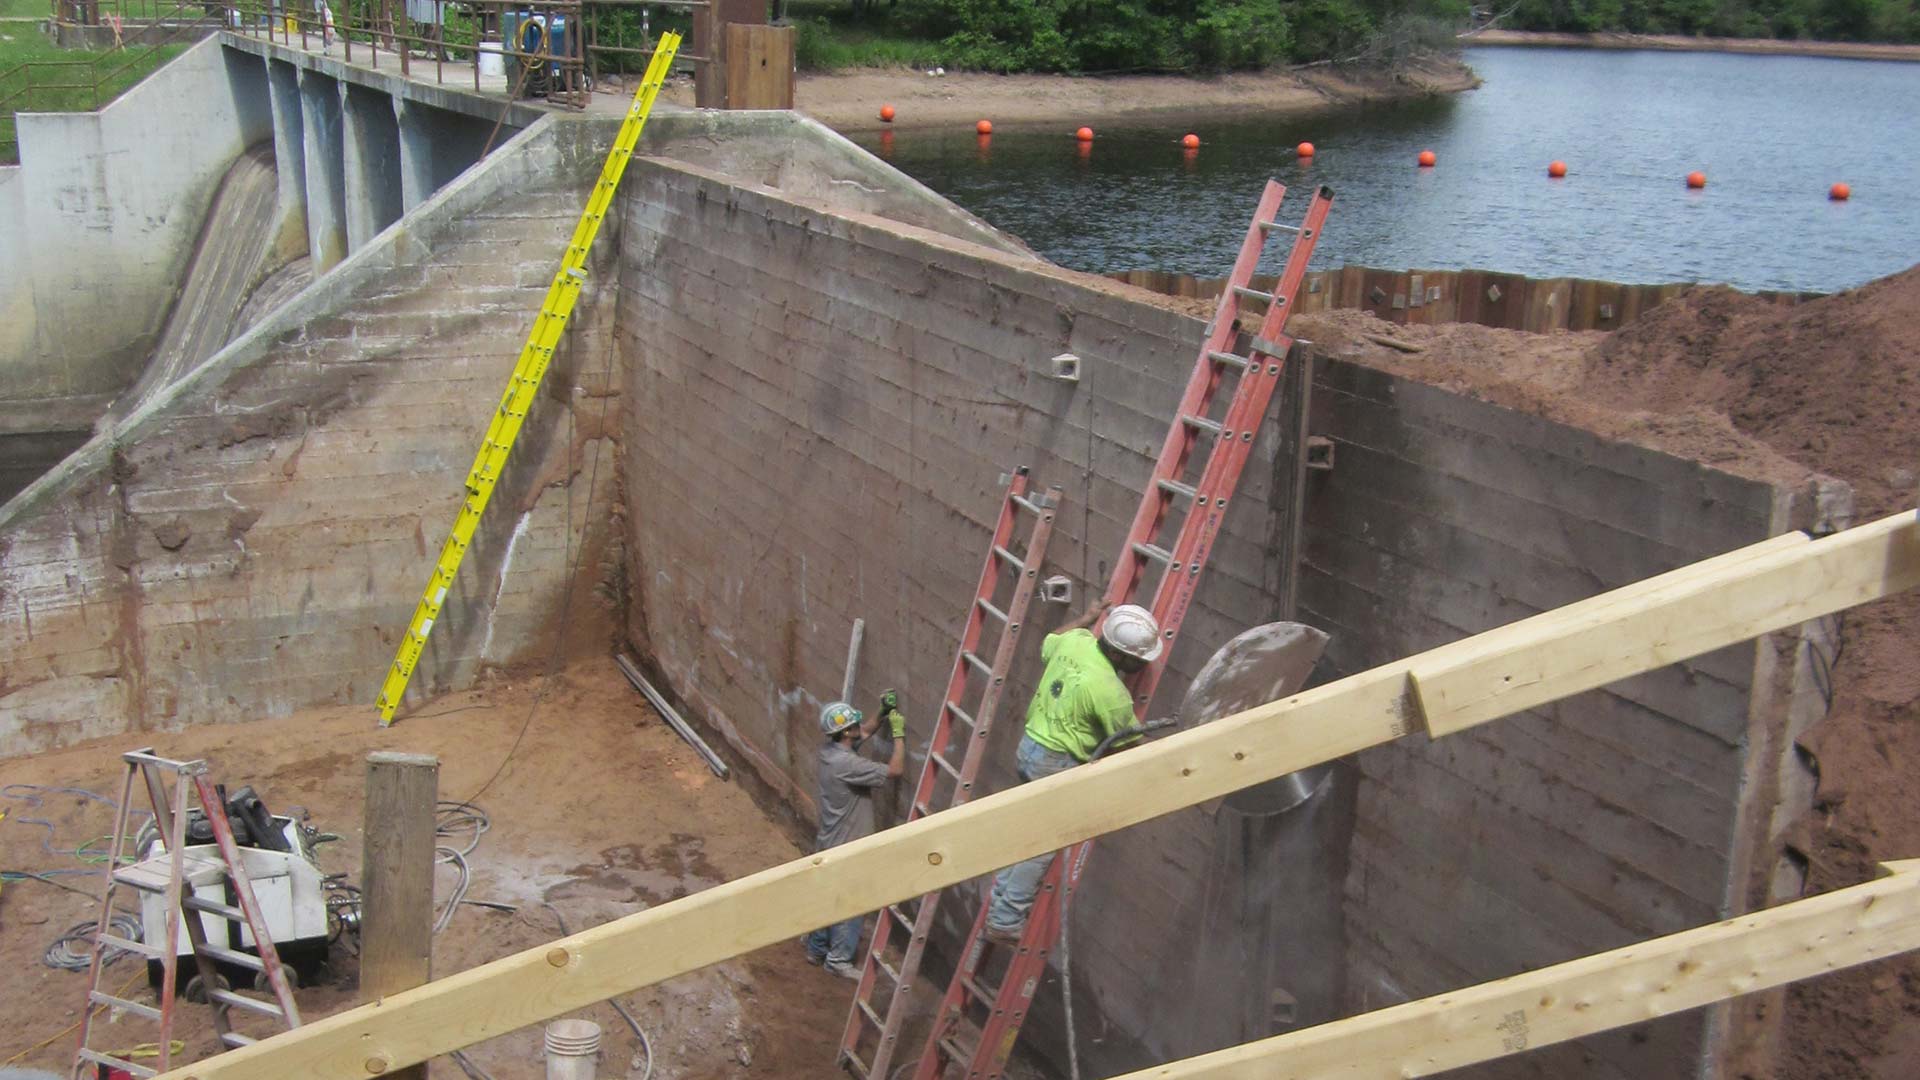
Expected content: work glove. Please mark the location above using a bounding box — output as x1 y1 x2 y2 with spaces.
880 689 906 738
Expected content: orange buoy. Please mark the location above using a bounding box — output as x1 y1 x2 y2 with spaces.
1417 149 1436 168
1829 182 1851 201
879 104 896 122
976 119 993 135
1182 133 1200 149
1548 160 1567 178
1076 126 1094 142
1296 141 1315 157
1686 171 1707 189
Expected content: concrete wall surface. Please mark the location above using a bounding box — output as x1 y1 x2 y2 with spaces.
0 116 619 755
613 154 1826 1078
4 39 271 427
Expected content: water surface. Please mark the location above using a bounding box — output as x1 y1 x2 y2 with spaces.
853 48 1920 293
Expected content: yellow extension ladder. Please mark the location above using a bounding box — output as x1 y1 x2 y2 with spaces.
375 33 682 724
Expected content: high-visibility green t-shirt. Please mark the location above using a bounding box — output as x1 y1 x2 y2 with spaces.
1023 629 1137 762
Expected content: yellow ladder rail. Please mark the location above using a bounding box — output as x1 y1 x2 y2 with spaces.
375 34 682 725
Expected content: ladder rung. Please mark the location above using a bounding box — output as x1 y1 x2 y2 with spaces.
876 957 901 985
961 971 998 1005
196 944 265 971
1010 493 1052 515
944 700 976 728
991 544 1026 571
857 998 884 1030
221 1031 259 1048
1182 414 1224 436
209 987 287 1018
1157 478 1197 501
76 1049 155 1079
931 752 963 781
888 903 915 929
98 933 162 958
183 895 246 921
1208 350 1251 370
939 1034 977 1065
1257 219 1302 234
842 1049 873 1079
962 651 993 677
976 596 1009 624
1132 542 1173 566
91 991 161 1021
1233 285 1278 304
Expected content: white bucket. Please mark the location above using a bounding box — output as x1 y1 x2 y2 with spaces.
477 38 505 79
544 1019 602 1080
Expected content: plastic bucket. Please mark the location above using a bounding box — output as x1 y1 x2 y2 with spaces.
544 1019 602 1080
477 38 505 79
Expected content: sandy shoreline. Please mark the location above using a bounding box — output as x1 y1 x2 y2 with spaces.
1465 28 1920 62
661 54 1480 134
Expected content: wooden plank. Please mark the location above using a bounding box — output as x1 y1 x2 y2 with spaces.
723 24 794 110
1105 860 1920 1079
1411 512 1920 736
155 513 1920 1080
360 752 439 1080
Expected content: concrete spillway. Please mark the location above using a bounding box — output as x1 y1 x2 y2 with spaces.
112 144 286 420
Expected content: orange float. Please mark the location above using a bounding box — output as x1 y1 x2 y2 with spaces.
1687 171 1707 189
1182 133 1200 149
879 104 895 122
1548 160 1567 178
1076 126 1094 141
1417 149 1436 167
1296 141 1315 157
1830 182 1851 201
976 119 993 135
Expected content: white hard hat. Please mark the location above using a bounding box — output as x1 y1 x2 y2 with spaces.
820 701 863 736
1101 603 1164 663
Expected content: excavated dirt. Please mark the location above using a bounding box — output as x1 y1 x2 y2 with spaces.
1267 268 1920 1078
0 660 859 1078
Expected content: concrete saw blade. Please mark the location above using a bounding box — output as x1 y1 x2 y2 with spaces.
1176 621 1331 814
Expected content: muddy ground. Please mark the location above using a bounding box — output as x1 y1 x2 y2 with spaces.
0 660 888 1078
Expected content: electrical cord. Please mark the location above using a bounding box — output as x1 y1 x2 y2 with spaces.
0 783 150 858
45 914 144 971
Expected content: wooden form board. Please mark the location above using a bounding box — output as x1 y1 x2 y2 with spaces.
154 512 1920 1080
724 24 794 110
359 753 438 1080
1106 860 1920 1078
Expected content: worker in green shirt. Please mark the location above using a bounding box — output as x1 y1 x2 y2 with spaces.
984 601 1161 942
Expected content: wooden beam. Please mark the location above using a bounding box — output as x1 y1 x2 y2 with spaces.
156 511 1920 1080
360 753 439 1080
1105 860 1920 1079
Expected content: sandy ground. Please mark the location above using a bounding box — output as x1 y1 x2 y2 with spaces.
1466 28 1920 62
653 55 1481 134
0 659 873 1079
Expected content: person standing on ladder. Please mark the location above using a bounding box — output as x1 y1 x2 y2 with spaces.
807 695 908 978
984 602 1161 943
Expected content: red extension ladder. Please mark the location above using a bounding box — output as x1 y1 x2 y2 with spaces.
837 468 1066 1079
912 181 1335 1080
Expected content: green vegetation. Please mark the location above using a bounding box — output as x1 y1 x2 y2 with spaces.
1 26 186 163
1505 0 1920 42
787 0 1471 73
0 0 47 19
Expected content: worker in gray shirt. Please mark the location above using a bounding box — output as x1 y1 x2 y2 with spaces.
806 694 907 979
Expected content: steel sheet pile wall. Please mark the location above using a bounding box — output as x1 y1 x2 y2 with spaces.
614 154 1827 1078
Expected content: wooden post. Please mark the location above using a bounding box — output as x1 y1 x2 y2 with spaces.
361 752 439 1080
693 0 766 108
724 24 796 110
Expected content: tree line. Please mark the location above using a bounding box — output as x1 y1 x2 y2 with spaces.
1504 0 1920 42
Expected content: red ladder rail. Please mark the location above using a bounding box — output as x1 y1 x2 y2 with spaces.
913 181 1334 1080
839 467 1065 1080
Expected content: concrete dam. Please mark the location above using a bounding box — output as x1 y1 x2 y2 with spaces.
0 31 1856 1080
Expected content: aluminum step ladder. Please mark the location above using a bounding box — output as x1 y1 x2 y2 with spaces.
374 31 683 724
912 181 1335 1080
838 467 1065 1079
72 749 302 1079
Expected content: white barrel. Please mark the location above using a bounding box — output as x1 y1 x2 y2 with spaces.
544 1019 602 1080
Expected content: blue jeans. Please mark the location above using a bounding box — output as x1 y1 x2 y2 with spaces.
806 915 863 966
986 734 1081 934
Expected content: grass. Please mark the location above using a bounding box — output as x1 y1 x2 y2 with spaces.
0 0 47 19
2 24 186 162
786 0 945 71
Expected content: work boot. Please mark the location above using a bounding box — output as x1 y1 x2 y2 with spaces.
824 959 860 981
983 923 1023 948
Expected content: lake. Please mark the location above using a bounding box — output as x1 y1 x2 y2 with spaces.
850 47 1920 294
